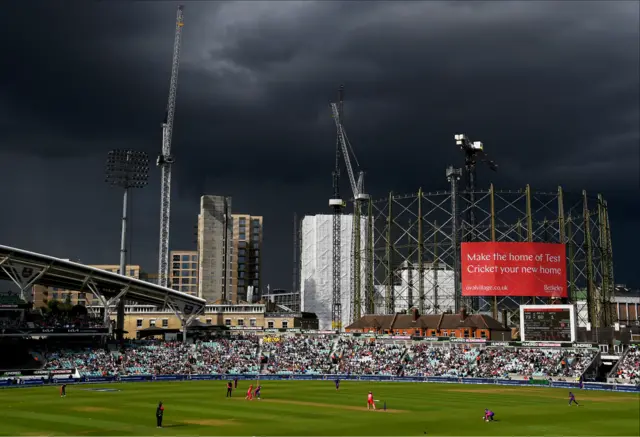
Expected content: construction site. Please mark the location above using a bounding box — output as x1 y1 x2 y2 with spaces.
298 87 616 332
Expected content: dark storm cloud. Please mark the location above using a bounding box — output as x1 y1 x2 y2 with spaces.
0 1 638 288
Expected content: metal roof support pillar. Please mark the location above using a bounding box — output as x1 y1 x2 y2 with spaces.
87 282 130 333
0 261 51 302
166 299 204 343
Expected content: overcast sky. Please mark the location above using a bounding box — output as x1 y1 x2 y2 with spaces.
0 1 638 290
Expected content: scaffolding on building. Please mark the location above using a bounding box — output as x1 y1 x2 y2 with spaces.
263 289 301 313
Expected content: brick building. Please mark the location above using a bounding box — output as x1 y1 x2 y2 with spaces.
345 308 511 340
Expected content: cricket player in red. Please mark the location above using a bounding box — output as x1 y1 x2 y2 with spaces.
367 391 376 410
245 384 254 400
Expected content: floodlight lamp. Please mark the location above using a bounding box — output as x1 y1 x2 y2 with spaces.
454 134 466 141
472 141 483 151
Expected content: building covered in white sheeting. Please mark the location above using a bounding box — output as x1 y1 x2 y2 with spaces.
300 214 367 330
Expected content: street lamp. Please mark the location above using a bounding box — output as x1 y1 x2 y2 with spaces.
105 149 149 339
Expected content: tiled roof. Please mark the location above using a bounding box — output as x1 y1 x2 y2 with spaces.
346 310 510 331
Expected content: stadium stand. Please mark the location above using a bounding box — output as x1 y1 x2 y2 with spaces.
19 336 600 382
612 345 639 383
260 335 334 375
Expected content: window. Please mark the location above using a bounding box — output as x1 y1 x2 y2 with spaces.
191 263 197 269
172 263 180 270
181 263 189 269
239 218 246 225
238 241 247 248
281 321 288 329
239 234 246 240
206 319 212 325
442 330 448 337
250 318 257 327
253 280 259 287
149 319 156 327
430 330 436 337
252 234 260 241
254 249 260 256
463 329 470 338
267 321 274 329
162 319 169 328
182 254 190 261
136 319 143 328
238 280 245 286
225 319 231 326
239 271 245 279
237 319 244 326
480 331 487 338
239 249 246 256
172 255 180 261
238 264 245 271
238 256 246 263
450 331 457 338
191 255 197 262
173 270 180 277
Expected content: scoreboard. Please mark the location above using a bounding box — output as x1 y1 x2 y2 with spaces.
520 305 576 343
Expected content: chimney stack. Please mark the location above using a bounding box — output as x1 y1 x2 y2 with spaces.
460 307 468 321
412 307 420 322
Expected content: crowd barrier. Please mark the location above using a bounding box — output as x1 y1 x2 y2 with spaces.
1 373 637 392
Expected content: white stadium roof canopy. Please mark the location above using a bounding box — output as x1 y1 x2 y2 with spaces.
0 244 205 316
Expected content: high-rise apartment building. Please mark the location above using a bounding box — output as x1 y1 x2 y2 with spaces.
197 195 233 303
170 250 198 296
230 214 263 303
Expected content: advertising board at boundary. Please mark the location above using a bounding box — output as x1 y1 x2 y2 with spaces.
461 242 567 297
1 373 636 393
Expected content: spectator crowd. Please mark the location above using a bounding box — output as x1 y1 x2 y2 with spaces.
613 346 639 383
27 336 610 382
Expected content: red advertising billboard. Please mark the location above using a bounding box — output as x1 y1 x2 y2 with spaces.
461 242 567 297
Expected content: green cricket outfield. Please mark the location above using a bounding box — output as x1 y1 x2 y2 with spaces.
0 380 638 436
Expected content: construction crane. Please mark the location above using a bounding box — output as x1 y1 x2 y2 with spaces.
328 86 345 331
157 5 184 288
330 98 369 327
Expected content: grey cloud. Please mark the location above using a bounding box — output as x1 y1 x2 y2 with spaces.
0 1 638 289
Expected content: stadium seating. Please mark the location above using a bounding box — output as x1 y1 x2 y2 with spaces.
33 336 604 382
612 346 639 383
261 335 334 374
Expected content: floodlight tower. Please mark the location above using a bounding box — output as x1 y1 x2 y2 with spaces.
454 134 498 238
105 150 149 339
454 134 497 313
